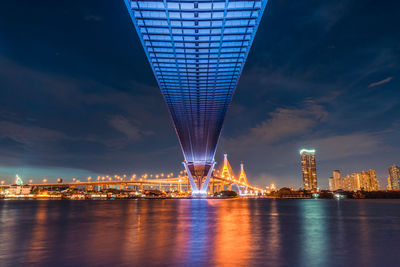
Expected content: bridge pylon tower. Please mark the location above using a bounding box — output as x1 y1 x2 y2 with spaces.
239 162 249 185
221 153 235 180
237 162 249 195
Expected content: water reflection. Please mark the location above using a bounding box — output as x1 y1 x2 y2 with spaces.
357 201 372 266
25 201 49 264
213 199 251 266
300 200 329 266
186 200 210 264
266 200 281 265
0 199 399 266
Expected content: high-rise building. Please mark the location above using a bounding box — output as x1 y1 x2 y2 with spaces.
332 170 342 191
366 169 379 191
329 177 334 191
387 175 392 190
343 173 359 191
388 165 400 190
300 149 317 191
341 169 379 192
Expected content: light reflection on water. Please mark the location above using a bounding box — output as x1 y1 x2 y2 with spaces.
300 200 328 266
0 199 399 266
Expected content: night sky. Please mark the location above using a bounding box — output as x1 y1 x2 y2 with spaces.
0 0 399 188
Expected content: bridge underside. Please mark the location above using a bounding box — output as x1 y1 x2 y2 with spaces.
125 0 268 195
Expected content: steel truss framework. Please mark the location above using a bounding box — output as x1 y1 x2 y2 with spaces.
124 0 268 194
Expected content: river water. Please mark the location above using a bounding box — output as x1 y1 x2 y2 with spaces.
0 199 399 266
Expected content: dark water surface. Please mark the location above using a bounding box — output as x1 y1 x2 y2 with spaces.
1 199 399 267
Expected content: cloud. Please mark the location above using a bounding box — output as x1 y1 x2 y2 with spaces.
305 132 383 161
368 77 393 88
229 101 328 147
92 115 155 149
108 116 143 141
0 121 66 146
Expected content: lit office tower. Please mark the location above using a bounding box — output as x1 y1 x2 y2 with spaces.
387 175 392 190
300 149 317 191
341 169 379 191
366 169 379 191
388 165 400 190
333 170 342 190
329 177 334 191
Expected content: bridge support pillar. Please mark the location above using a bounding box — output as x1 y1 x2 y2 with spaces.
183 161 216 197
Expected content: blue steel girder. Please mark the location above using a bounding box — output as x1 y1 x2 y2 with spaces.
124 0 268 179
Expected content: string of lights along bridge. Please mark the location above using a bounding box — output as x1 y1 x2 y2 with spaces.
124 0 268 195
0 153 264 195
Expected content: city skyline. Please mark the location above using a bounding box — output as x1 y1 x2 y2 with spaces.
1 149 398 191
0 0 399 189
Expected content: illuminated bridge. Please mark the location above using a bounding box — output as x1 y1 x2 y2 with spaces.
124 0 268 195
0 154 264 195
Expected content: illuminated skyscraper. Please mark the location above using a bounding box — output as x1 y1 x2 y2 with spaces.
341 169 379 191
387 175 392 190
363 170 379 191
331 170 342 191
300 149 317 191
388 165 400 190
342 173 358 191
329 177 334 191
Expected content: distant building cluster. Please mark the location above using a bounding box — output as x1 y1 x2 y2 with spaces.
300 149 317 191
387 165 400 190
329 170 379 192
299 148 400 192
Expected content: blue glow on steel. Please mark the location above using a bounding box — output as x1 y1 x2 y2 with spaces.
124 0 268 172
